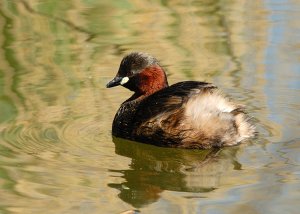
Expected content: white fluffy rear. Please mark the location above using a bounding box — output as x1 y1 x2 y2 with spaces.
184 89 255 146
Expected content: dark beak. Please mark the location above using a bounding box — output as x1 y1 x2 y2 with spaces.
106 76 122 88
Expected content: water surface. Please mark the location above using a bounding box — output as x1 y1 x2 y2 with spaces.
0 0 299 213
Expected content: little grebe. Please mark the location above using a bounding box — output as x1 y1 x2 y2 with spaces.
106 52 255 149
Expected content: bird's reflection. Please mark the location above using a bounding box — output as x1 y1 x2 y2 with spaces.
108 137 241 208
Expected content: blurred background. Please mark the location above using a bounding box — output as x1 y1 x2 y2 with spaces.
0 0 299 213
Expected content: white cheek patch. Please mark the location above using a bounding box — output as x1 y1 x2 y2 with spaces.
120 77 129 85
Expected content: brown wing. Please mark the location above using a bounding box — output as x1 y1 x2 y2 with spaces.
131 81 217 147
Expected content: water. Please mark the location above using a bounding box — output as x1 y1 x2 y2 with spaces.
0 0 299 213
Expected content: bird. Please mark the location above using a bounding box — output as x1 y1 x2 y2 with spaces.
106 52 255 149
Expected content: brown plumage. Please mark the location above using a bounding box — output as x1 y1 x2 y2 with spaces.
106 52 255 149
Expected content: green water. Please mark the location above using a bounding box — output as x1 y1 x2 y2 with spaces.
0 0 299 213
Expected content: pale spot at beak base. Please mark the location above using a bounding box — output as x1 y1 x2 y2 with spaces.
120 77 129 85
